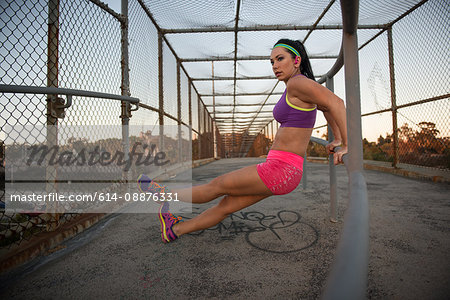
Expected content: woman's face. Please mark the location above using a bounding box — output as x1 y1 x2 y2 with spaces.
270 47 297 82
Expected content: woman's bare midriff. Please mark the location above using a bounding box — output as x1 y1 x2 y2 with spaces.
270 127 313 157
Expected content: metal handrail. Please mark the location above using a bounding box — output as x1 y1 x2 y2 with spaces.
0 84 140 104
317 0 370 297
309 136 369 299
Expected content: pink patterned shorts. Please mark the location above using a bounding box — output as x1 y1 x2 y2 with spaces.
256 150 304 195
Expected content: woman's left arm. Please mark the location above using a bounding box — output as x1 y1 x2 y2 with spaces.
322 110 342 152
287 78 348 164
320 100 348 165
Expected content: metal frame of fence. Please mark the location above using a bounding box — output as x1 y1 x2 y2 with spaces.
130 0 221 161
0 0 219 252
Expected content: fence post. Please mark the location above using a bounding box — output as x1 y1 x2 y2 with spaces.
326 76 338 223
268 121 272 146
210 117 214 157
120 0 131 189
203 104 207 158
197 97 202 158
177 61 182 161
158 32 164 151
302 152 307 189
388 26 399 168
271 120 274 142
46 0 60 229
188 81 193 159
212 62 218 158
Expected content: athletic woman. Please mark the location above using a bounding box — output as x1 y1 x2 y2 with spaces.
138 39 348 243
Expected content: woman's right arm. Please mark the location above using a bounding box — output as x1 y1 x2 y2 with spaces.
287 77 348 164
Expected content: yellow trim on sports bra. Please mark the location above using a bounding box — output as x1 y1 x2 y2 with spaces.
286 92 317 111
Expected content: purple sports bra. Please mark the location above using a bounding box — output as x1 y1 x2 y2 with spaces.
273 86 317 128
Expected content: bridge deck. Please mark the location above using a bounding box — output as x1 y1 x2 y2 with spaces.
1 158 449 299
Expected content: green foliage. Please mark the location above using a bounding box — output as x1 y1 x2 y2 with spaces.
366 122 448 168
363 138 392 162
306 121 448 168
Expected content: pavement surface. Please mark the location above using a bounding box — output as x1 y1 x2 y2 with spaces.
1 158 449 299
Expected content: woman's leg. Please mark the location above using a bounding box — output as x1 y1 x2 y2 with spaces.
173 193 270 236
173 164 271 204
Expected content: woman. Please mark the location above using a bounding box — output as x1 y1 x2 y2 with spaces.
138 38 348 243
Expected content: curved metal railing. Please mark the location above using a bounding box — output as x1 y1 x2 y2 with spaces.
310 136 369 300
0 84 140 104
314 1 370 298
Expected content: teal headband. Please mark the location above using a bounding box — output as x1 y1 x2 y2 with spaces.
273 43 300 58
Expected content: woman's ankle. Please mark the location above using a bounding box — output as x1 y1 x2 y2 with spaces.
172 223 182 237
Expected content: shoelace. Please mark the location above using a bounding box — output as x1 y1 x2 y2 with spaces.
139 178 168 194
151 182 171 194
167 213 182 223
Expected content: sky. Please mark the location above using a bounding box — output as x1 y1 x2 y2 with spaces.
104 0 121 13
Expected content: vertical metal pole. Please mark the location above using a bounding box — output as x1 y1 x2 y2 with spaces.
47 0 59 103
271 120 274 141
343 40 364 172
176 61 182 162
231 125 234 157
210 117 213 157
203 104 207 158
268 122 271 142
120 0 130 187
207 115 210 157
46 0 59 224
388 27 399 168
212 61 217 158
323 1 369 298
211 118 214 157
326 76 338 223
158 32 164 152
207 110 209 157
302 152 307 189
197 96 201 158
271 121 274 142
188 81 193 159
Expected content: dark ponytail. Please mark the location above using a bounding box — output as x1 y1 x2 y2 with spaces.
274 39 315 81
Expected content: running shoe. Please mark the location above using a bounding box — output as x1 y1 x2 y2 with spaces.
137 174 170 195
158 201 182 243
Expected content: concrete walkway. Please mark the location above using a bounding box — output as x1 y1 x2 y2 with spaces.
1 158 449 299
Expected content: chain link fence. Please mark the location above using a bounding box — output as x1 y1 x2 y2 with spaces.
251 0 449 170
0 0 219 252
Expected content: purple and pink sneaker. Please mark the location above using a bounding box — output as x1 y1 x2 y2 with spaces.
137 174 169 195
158 201 182 243
137 174 182 243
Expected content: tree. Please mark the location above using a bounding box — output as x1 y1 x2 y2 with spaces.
398 123 414 142
416 122 441 154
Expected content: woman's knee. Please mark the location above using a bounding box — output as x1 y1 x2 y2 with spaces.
216 196 235 216
208 176 226 196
